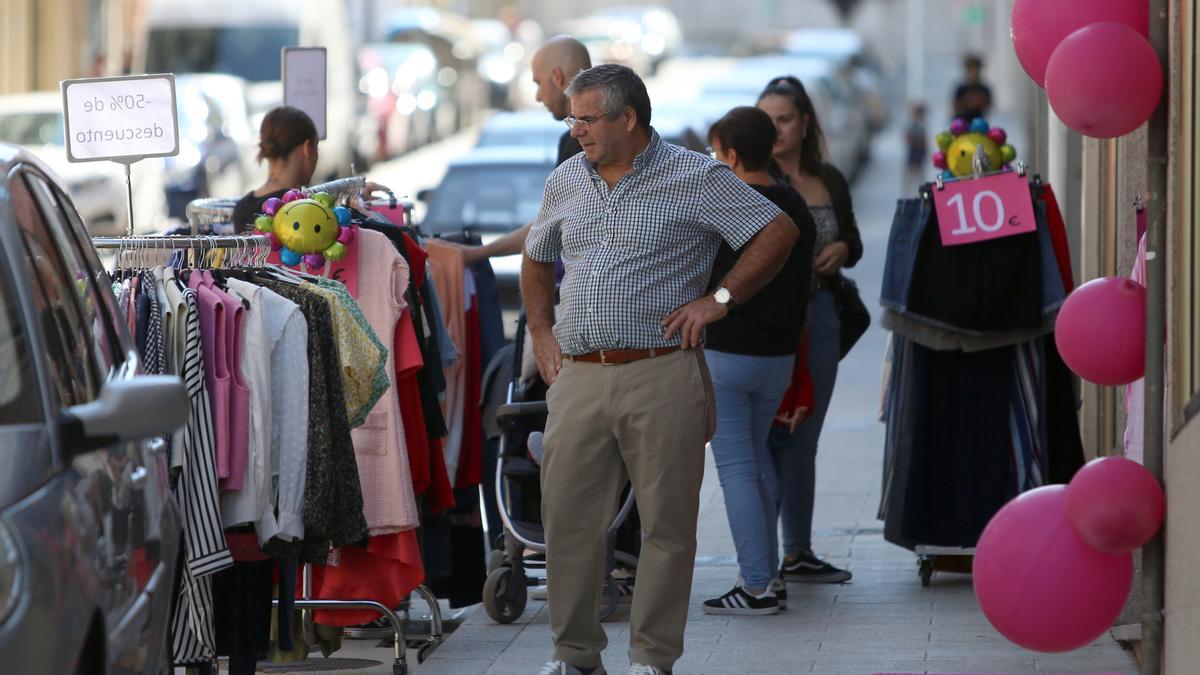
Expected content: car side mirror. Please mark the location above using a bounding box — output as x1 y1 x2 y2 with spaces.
59 376 189 453
416 188 433 203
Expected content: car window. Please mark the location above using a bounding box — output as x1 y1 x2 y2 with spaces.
11 173 103 407
23 172 124 375
0 265 40 425
423 164 554 233
0 111 65 147
146 27 300 83
51 182 131 357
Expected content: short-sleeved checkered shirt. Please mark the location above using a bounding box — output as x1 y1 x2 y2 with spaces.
525 129 782 356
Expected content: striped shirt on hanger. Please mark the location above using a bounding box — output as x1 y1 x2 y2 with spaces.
171 287 232 663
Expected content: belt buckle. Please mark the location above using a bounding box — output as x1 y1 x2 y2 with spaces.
600 350 610 366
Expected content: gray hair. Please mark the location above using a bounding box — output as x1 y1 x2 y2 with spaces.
565 64 652 129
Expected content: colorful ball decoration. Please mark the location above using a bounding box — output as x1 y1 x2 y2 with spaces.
974 485 1134 653
255 191 353 270
1045 22 1163 139
1054 277 1146 385
1011 0 1149 87
1067 457 1165 554
933 117 1018 179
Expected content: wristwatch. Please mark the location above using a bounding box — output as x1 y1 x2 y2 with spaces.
714 286 736 309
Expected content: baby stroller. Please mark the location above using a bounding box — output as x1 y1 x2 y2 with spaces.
481 313 639 624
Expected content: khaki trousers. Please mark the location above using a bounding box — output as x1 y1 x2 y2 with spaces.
541 348 716 670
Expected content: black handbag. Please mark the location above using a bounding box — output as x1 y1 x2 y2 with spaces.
827 272 870 360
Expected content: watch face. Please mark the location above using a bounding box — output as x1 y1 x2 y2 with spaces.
715 288 731 304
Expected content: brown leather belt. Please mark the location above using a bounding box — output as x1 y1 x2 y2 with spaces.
569 345 681 366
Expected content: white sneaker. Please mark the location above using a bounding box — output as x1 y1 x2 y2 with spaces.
530 583 549 601
538 659 606 674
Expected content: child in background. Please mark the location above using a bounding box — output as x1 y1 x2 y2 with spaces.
904 103 928 191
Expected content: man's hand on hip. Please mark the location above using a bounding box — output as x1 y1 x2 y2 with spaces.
661 295 728 350
531 328 564 385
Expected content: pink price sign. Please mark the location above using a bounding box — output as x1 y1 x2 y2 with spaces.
933 171 1037 246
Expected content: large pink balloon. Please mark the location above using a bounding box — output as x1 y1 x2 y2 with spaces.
1011 0 1148 87
1055 276 1146 385
1068 457 1165 553
975 486 1134 653
1045 22 1163 139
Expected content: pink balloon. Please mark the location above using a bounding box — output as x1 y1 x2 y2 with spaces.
1054 277 1146 385
975 485 1133 653
1068 457 1164 553
1011 0 1148 87
1045 23 1163 139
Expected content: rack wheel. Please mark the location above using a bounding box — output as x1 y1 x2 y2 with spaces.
598 578 620 622
918 556 934 587
392 659 407 675
486 548 505 575
483 566 528 624
416 641 436 664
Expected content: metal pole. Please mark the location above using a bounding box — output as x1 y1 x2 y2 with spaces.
1141 0 1169 671
123 161 134 237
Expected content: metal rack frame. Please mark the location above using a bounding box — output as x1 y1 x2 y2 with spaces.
89 233 445 675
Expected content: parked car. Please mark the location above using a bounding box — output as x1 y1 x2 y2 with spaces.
357 42 445 159
417 145 556 304
386 8 489 137
475 110 563 151
699 57 871 180
780 28 889 133
588 5 683 74
0 93 167 235
0 143 189 673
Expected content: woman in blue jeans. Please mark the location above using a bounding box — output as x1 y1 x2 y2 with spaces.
701 107 816 616
758 76 863 584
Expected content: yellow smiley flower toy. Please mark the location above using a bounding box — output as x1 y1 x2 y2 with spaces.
932 117 1018 180
254 189 357 270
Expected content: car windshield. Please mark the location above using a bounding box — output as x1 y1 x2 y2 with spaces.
0 112 64 147
0 269 39 425
422 164 553 234
146 27 300 82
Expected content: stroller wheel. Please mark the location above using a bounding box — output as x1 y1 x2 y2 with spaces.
598 577 621 622
483 566 528 624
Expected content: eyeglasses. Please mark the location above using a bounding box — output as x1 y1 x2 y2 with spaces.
705 146 718 159
563 114 612 129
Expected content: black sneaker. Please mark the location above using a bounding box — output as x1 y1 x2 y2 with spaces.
702 585 779 615
781 551 852 583
769 578 788 610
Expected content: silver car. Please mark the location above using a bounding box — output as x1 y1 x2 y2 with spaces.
0 144 188 674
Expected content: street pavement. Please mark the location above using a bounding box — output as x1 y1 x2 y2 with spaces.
246 118 1140 675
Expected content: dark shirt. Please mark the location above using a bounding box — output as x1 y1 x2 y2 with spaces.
557 130 582 166
706 183 817 356
953 81 993 121
232 188 288 234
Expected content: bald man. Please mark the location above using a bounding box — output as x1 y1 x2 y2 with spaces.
459 36 591 264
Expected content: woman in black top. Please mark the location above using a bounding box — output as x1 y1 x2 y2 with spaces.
701 107 816 616
758 75 861 585
231 106 320 233
231 106 391 232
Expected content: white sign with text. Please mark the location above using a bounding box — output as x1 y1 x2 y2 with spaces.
283 47 328 140
61 74 179 163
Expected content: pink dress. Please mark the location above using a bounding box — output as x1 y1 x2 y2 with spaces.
189 275 231 480
327 229 419 534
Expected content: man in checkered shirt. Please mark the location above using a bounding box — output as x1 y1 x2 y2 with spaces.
523 64 800 675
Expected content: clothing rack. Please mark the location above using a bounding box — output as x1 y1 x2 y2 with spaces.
184 198 239 233
89 232 446 675
306 175 366 202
